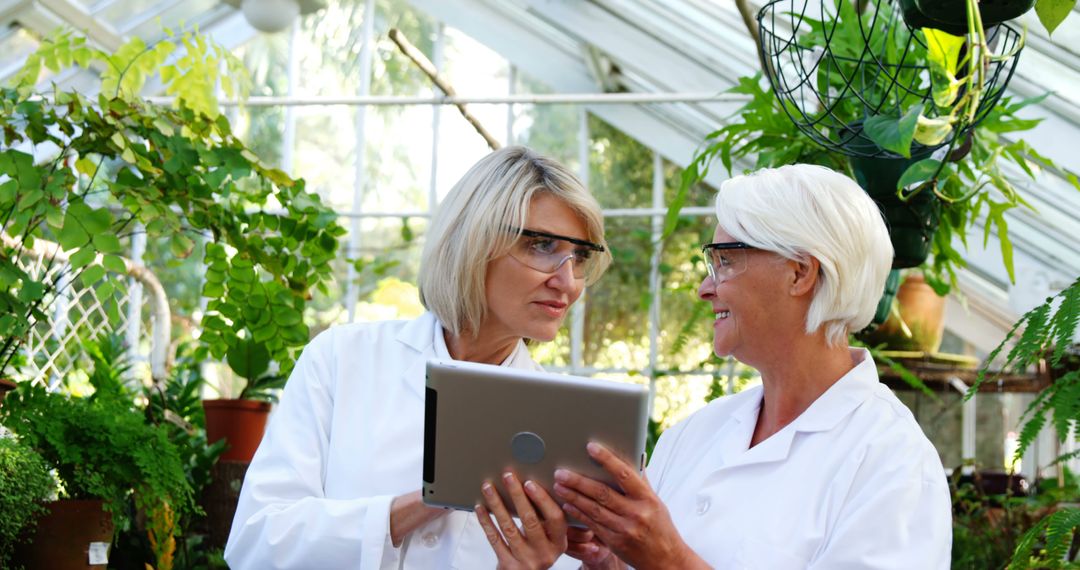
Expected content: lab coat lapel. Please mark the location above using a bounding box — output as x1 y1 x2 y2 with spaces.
723 349 879 469
395 312 439 401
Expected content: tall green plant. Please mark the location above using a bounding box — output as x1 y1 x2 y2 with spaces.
970 277 1080 568
0 30 345 393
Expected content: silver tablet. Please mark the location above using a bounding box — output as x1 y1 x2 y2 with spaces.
422 359 650 518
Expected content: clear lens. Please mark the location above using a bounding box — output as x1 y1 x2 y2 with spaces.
703 244 750 284
510 233 596 278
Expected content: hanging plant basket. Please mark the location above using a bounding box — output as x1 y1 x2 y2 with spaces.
900 0 1036 34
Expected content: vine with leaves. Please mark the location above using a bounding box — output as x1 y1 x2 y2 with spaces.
0 29 345 395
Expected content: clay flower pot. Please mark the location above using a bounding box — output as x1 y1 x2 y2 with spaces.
202 398 272 463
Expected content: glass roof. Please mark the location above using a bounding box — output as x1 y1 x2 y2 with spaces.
1 0 1078 351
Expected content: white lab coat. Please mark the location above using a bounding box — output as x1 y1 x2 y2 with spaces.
646 348 952 569
225 312 580 569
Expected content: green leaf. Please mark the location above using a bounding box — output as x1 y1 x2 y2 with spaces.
273 308 302 327
923 29 965 107
69 246 96 269
897 159 942 189
1035 0 1074 35
57 215 90 251
91 233 122 254
913 115 953 146
97 280 114 299
102 254 127 274
202 282 225 298
170 234 195 258
864 104 923 158
0 179 17 203
226 337 271 381
80 264 106 288
17 280 45 302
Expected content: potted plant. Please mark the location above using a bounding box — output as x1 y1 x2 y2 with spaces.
900 0 1076 36
858 270 948 354
0 378 14 405
0 436 56 570
201 336 286 463
1 29 343 453
0 373 195 569
670 0 1079 299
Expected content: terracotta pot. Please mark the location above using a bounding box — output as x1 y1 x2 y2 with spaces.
203 399 272 463
861 272 947 353
13 499 114 569
0 377 15 406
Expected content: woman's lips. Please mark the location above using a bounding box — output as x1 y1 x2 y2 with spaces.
533 300 568 318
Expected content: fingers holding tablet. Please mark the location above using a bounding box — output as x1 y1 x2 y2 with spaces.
476 472 569 569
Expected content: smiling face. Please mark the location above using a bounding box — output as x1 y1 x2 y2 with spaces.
698 225 792 365
481 192 588 343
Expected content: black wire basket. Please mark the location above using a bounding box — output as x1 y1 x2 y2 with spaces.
756 0 1023 160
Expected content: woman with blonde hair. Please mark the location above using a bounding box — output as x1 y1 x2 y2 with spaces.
226 146 612 569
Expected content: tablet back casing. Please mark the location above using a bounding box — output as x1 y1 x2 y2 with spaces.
423 359 649 515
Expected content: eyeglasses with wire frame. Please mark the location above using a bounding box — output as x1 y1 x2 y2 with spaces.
508 228 605 279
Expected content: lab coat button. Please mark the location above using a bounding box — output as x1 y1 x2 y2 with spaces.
422 532 439 547
696 497 710 516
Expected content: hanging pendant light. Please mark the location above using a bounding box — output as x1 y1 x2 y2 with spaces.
223 0 327 33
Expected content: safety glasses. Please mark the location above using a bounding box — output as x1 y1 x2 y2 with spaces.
701 241 756 284
508 228 605 279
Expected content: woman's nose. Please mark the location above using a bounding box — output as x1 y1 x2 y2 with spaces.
697 275 716 300
546 255 578 290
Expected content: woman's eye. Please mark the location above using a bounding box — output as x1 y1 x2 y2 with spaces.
718 255 732 267
527 238 558 254
573 248 592 263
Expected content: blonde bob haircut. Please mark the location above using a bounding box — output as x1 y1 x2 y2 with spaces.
419 146 611 337
714 164 893 347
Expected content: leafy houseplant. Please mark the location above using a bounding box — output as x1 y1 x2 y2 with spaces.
0 29 344 387
0 436 55 570
0 374 194 563
0 31 345 466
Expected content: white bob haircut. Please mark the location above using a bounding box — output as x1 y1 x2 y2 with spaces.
419 146 611 337
714 164 893 347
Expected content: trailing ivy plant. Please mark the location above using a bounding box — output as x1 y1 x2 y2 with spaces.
0 30 344 395
668 71 1078 297
970 276 1080 568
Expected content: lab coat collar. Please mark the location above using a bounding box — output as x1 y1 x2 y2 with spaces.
397 312 440 400
722 348 878 468
395 312 538 399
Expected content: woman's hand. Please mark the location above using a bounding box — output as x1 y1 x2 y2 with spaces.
476 472 569 570
553 442 707 570
566 526 621 570
389 490 450 547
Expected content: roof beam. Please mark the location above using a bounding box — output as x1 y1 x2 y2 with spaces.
35 0 123 51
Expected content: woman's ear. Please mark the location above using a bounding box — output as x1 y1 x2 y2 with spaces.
790 256 820 297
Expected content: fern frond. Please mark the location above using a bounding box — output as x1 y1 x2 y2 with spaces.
1010 515 1050 569
1006 302 1052 372
1050 277 1080 365
671 302 708 356
1014 400 1050 466
1045 508 1080 563
1049 372 1080 440
974 309 1029 392
1050 447 1080 467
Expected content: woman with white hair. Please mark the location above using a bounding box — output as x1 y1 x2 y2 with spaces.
225 146 612 569
553 164 952 569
